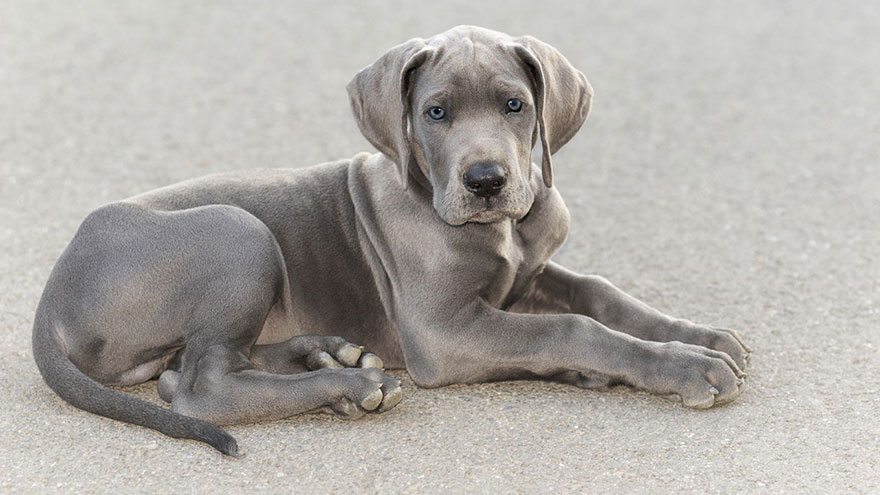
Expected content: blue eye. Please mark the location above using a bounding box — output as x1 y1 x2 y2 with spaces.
428 106 445 120
507 98 523 112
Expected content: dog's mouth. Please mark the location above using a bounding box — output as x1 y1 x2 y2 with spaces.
467 196 522 223
438 194 533 226
466 207 508 224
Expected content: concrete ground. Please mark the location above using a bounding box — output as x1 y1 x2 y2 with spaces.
2 1 878 493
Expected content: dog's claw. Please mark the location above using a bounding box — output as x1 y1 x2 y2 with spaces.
709 386 720 395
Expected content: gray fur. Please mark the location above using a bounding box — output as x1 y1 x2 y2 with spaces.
32 26 748 456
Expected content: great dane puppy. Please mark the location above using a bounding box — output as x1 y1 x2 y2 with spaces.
33 26 749 456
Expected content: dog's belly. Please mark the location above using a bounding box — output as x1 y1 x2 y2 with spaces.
255 294 404 369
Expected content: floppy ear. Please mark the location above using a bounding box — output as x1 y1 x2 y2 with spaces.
513 36 593 188
347 38 434 189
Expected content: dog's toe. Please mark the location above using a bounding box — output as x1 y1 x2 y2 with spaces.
379 380 403 412
306 350 344 370
335 343 363 367
358 352 384 370
359 388 384 411
330 398 367 420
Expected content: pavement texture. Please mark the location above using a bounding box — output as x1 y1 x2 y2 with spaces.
2 1 878 493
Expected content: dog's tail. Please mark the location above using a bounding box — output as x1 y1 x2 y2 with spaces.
32 309 239 457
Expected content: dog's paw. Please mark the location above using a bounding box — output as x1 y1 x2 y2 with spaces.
646 341 746 409
668 321 751 370
705 327 751 370
282 335 385 371
327 368 402 419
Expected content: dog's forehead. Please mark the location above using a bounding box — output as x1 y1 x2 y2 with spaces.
427 26 517 70
415 29 530 96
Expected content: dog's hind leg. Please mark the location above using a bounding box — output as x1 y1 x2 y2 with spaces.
170 344 401 423
158 336 389 403
142 205 402 421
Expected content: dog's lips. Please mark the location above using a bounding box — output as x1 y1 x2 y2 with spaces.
463 198 531 224
437 203 511 226
467 209 507 224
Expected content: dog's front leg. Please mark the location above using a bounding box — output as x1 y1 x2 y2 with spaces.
399 302 744 408
509 262 750 369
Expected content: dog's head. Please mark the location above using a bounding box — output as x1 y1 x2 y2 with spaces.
348 26 592 225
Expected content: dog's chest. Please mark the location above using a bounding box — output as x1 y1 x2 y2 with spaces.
485 190 570 309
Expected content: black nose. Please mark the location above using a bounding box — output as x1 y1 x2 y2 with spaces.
463 164 507 198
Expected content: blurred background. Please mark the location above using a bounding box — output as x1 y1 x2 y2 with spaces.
1 1 878 493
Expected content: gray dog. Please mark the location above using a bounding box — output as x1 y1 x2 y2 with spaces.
33 26 749 456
